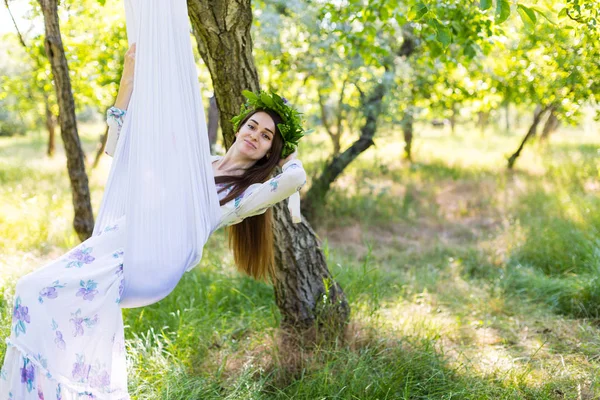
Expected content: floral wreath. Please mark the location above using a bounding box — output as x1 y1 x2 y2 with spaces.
230 90 311 158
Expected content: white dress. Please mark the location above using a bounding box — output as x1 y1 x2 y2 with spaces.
0 115 307 399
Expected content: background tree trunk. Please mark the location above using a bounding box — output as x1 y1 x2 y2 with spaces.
44 94 56 157
302 80 388 223
540 110 560 142
39 0 94 240
401 105 414 162
507 105 551 169
92 126 109 170
187 0 350 339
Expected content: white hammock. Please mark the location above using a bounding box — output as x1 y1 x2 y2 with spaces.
93 0 221 308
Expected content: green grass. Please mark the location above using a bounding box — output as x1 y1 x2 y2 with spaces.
1 122 599 398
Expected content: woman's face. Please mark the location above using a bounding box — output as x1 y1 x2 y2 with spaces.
234 111 276 160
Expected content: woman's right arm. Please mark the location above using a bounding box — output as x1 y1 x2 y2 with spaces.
105 44 136 157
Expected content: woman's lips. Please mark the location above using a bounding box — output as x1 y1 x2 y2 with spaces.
244 139 256 149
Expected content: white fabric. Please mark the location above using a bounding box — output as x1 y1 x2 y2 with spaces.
0 0 308 395
93 0 221 308
0 160 306 399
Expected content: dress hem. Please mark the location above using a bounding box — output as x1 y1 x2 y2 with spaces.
4 338 130 400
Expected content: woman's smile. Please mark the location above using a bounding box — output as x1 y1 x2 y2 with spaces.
244 139 257 149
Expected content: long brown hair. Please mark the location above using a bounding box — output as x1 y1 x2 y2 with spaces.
214 109 284 281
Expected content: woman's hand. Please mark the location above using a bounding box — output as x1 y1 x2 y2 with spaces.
120 43 136 87
113 43 136 110
278 148 297 168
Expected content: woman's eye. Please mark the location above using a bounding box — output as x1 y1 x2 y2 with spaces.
247 124 255 130
263 133 270 140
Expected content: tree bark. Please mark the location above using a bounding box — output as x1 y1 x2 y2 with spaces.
507 105 551 169
540 110 559 142
187 0 259 149
187 0 350 339
92 126 109 170
450 102 457 135
39 0 94 240
207 95 219 151
44 94 56 157
401 106 414 162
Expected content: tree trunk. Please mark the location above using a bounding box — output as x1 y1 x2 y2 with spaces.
401 106 414 162
39 0 94 240
478 111 489 137
302 81 388 223
187 0 350 339
507 105 550 169
317 90 341 156
44 94 56 157
92 126 109 170
540 110 559 142
207 95 219 151
450 103 457 135
187 0 260 149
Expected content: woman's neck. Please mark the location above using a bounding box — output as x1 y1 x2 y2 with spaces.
214 149 255 176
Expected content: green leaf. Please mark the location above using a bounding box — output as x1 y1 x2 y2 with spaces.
480 0 492 11
408 2 428 21
529 6 558 24
517 4 536 30
558 7 568 20
429 18 451 47
380 6 390 20
495 0 510 23
242 90 258 101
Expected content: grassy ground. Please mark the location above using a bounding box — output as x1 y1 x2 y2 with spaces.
1 121 599 399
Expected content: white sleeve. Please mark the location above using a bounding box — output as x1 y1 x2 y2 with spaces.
105 107 127 157
231 159 307 223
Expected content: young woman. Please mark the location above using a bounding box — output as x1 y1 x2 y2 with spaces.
0 20 307 400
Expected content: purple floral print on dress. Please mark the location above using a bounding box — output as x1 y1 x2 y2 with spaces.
69 309 98 337
65 246 95 268
76 280 99 301
51 319 66 350
89 370 111 389
20 357 35 393
56 383 62 400
13 296 30 337
112 250 124 259
71 355 91 383
116 279 125 304
38 280 67 303
115 263 124 277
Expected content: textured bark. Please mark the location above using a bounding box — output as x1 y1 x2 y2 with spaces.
39 0 94 240
507 105 551 169
188 0 350 338
272 200 350 333
187 0 259 149
44 94 56 157
207 95 219 151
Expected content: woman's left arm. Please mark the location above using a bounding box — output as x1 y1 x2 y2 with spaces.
232 158 307 221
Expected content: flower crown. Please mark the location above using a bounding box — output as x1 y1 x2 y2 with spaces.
231 90 311 158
